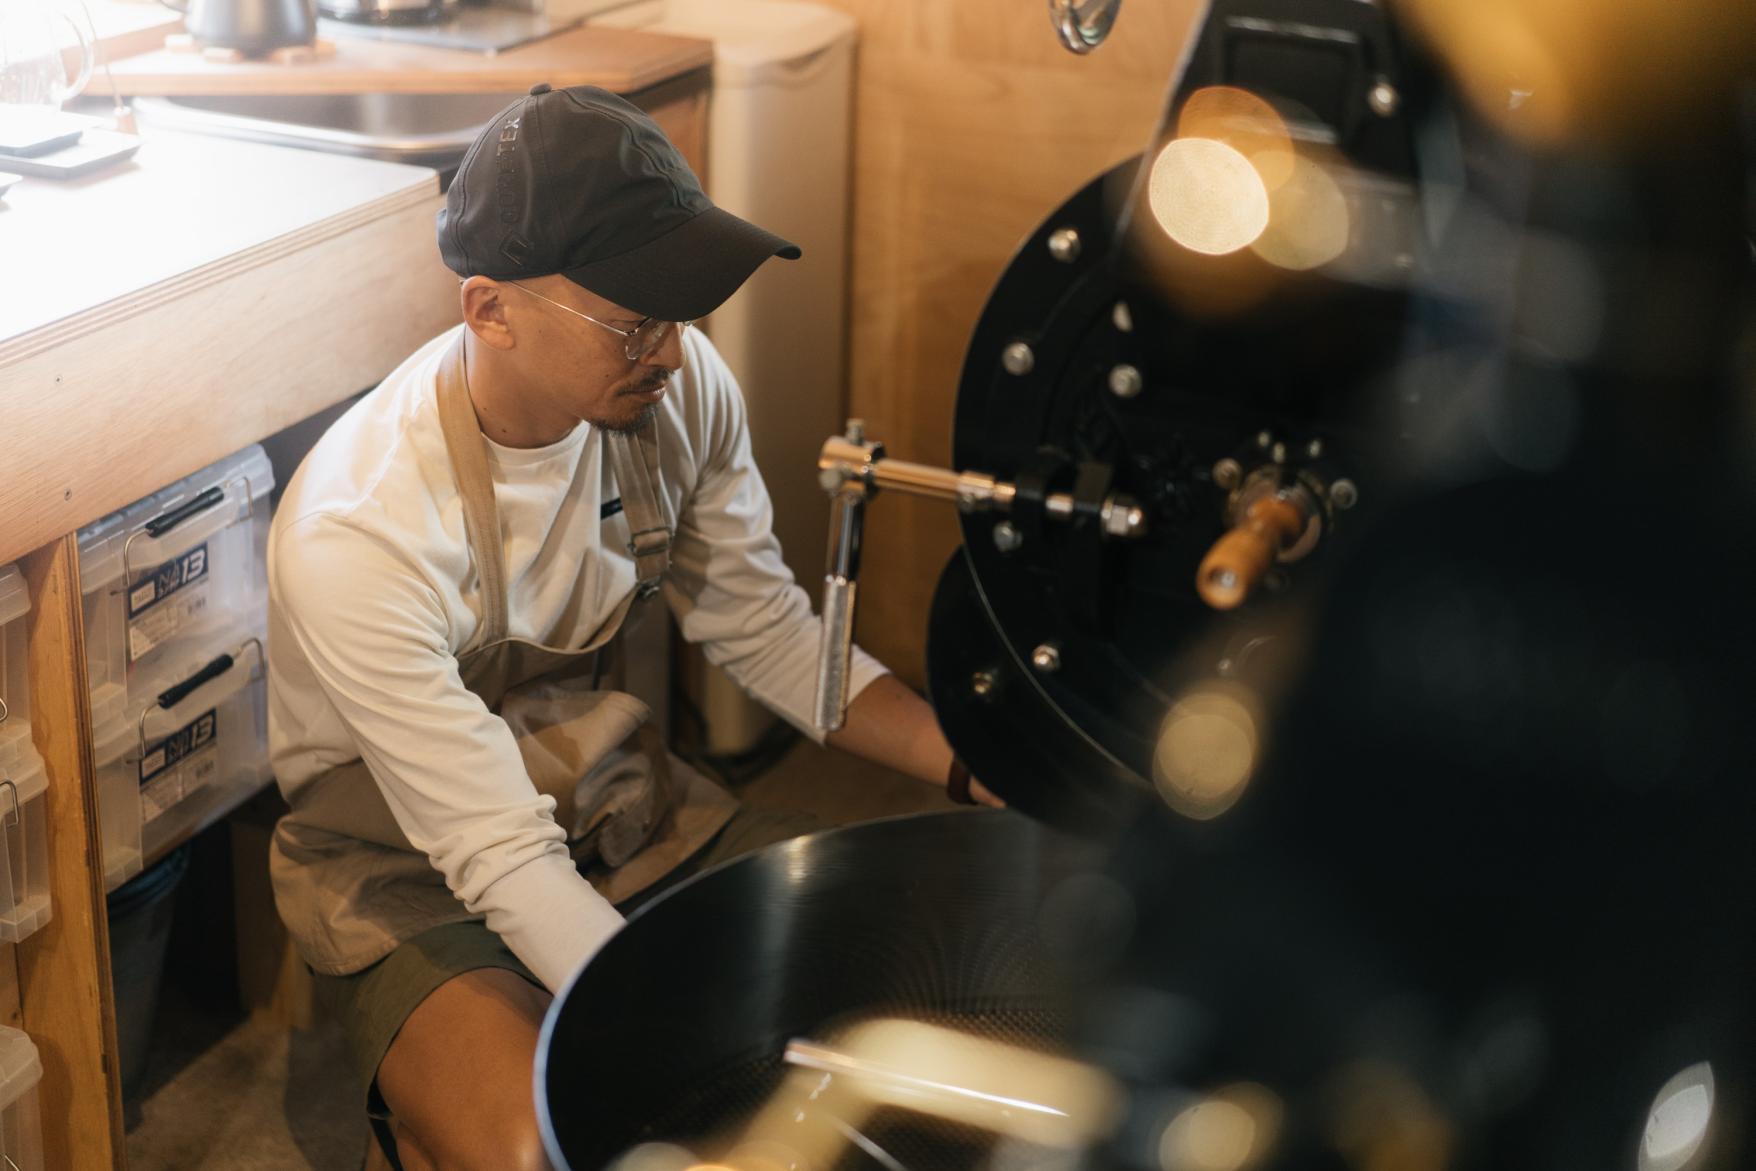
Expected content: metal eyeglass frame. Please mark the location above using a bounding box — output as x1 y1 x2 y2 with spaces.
505 281 692 361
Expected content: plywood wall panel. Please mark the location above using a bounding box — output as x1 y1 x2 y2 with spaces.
811 0 1201 685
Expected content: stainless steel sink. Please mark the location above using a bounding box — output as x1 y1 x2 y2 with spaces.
132 91 525 174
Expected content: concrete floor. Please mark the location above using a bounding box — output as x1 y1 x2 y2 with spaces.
125 736 956 1170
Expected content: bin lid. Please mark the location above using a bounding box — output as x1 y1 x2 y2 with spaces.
629 0 856 84
150 444 276 519
76 444 277 592
139 639 261 742
0 564 28 628
89 640 261 766
0 1026 42 1109
0 751 48 806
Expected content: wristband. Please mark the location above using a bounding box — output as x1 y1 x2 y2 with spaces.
946 756 976 805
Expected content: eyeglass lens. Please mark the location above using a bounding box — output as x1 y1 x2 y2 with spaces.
627 319 689 360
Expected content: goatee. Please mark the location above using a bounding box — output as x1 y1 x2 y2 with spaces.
600 402 659 436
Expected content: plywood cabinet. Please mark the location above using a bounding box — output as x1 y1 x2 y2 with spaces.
0 131 451 1170
0 78 706 1167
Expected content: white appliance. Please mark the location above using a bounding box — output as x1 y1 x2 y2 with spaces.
594 0 858 755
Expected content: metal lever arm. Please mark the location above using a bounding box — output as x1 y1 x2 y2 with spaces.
818 435 1148 533
811 421 1150 733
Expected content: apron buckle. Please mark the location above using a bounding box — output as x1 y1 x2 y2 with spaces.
627 525 672 600
626 525 672 559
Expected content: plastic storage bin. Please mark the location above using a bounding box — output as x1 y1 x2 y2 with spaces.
0 567 51 943
0 1026 44 1171
0 567 34 776
0 757 50 945
78 445 275 707
92 639 267 884
78 447 276 889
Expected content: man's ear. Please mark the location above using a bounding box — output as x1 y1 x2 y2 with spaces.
461 277 517 351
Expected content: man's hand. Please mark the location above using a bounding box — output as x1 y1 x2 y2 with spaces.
825 673 1006 808
962 774 1007 809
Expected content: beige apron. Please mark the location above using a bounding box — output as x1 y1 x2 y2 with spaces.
270 336 738 976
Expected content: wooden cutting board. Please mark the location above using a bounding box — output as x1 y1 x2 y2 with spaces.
90 23 710 96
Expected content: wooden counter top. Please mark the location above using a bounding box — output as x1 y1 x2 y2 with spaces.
0 131 436 350
0 131 458 565
92 23 711 96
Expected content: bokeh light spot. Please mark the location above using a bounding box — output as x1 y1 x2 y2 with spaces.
1640 1063 1715 1171
1148 139 1271 257
1251 154 1351 271
1152 684 1261 819
1158 1084 1281 1171
610 1144 700 1171
1177 86 1295 190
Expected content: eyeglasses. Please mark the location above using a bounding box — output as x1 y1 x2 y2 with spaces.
506 281 692 361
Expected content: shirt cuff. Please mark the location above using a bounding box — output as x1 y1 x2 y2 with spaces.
473 854 625 994
806 645 888 745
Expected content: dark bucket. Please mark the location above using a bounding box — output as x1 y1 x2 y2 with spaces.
107 846 191 1100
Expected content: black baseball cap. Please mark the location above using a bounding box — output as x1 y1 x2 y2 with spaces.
438 83 800 322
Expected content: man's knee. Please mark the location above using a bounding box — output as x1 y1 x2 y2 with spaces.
377 967 554 1171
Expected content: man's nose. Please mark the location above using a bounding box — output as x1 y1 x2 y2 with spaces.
639 322 687 371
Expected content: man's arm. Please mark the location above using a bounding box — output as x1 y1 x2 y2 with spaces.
270 515 624 992
826 672 1004 807
664 334 1000 805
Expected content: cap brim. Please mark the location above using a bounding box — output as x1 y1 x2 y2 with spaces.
562 206 800 321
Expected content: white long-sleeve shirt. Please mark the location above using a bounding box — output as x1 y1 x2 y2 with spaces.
267 324 886 991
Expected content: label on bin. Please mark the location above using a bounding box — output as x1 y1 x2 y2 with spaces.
139 707 218 824
126 543 211 663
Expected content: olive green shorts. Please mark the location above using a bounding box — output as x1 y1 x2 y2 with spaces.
312 805 825 1113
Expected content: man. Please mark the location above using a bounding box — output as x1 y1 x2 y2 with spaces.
266 83 996 1171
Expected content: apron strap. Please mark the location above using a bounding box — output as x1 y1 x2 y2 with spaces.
435 334 511 647
606 425 673 599
436 328 673 638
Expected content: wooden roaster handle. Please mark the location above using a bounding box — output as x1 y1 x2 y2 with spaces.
1196 496 1305 610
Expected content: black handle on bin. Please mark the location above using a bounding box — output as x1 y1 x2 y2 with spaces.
156 652 234 710
144 485 227 539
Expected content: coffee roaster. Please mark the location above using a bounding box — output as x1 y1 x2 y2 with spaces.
540 2 1756 1167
